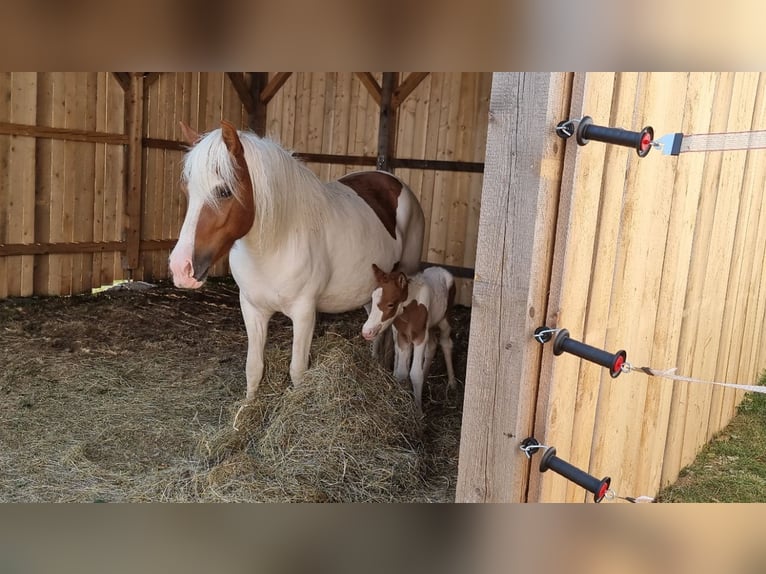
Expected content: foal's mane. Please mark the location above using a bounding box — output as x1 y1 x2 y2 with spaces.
182 128 328 247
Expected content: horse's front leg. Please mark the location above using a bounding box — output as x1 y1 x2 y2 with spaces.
240 294 273 400
286 301 317 386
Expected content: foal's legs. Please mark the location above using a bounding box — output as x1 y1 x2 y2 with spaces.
437 318 456 394
285 300 317 386
392 326 412 385
240 293 273 400
409 338 428 414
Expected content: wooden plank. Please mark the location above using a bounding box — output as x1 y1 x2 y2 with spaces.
59 73 81 295
455 73 569 502
5 73 37 296
418 73 444 259
0 241 126 255
111 72 131 93
328 72 353 181
555 72 636 502
393 72 429 108
354 72 382 105
92 72 108 286
225 72 255 115
0 73 10 298
659 73 720 487
529 72 616 503
0 121 128 144
723 73 766 419
705 72 760 438
675 73 736 471
734 73 766 409
619 73 690 498
124 73 145 271
260 72 292 104
33 72 54 295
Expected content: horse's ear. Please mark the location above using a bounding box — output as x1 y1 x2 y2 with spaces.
179 121 200 146
396 272 408 290
371 263 385 283
221 120 243 155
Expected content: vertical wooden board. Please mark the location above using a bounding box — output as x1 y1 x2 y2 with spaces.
625 73 697 496
460 73 492 272
530 72 616 503
57 73 83 295
141 75 162 280
158 74 179 280
735 74 766 406
417 73 444 258
33 72 53 295
585 74 688 501
456 73 569 502
691 72 752 445
660 72 720 486
279 72 298 147
307 72 326 154
427 74 461 265
92 73 108 287
676 73 736 470
560 72 638 502
106 75 126 285
0 73 10 298
291 73 311 153
706 72 761 436
723 78 766 418
444 75 477 268
75 72 98 293
5 73 37 296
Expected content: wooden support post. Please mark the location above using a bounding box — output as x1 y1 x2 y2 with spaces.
249 72 269 136
123 73 145 272
455 73 571 502
376 72 399 172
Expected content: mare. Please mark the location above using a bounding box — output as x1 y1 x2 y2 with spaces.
169 121 425 399
361 263 456 413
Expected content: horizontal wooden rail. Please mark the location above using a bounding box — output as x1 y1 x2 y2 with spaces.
0 240 179 257
0 122 128 145
0 241 474 280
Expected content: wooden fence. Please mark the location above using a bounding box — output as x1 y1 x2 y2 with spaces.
0 72 490 305
457 72 766 502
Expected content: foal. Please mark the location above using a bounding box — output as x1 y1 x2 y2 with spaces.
362 264 456 413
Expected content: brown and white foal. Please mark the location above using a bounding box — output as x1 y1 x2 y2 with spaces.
362 264 456 413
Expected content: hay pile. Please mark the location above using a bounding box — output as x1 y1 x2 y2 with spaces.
175 334 427 502
0 280 465 502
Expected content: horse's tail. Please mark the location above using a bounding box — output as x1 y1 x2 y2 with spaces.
398 181 426 275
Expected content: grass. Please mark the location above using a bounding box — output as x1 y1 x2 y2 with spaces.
658 372 766 503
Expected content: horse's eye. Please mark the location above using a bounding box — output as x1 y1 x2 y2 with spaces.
215 186 233 199
387 303 395 309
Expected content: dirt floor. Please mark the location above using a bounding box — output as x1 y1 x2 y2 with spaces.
0 277 470 502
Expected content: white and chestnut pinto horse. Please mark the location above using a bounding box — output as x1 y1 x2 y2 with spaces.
169 121 425 400
362 264 456 413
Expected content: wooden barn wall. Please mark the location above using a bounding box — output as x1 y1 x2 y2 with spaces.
0 72 488 307
0 72 126 298
457 72 766 503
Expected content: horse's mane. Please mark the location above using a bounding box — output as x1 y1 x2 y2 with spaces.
182 128 328 248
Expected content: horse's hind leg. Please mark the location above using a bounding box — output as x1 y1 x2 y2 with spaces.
286 301 317 386
240 294 273 400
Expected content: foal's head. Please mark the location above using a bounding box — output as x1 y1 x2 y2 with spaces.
362 263 409 341
169 121 255 288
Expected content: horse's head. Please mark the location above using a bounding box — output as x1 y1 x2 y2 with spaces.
362 263 409 341
169 120 255 288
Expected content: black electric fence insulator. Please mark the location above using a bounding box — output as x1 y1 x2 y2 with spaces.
522 438 611 503
534 327 627 378
557 116 654 157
